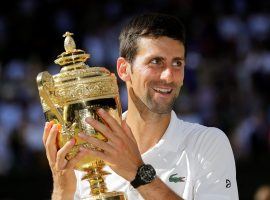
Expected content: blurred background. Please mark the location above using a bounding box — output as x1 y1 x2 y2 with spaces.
0 0 269 199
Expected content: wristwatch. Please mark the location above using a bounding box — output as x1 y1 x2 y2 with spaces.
130 164 156 188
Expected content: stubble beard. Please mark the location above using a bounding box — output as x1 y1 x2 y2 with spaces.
145 87 180 114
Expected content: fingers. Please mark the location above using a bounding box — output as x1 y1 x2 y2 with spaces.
42 121 87 172
45 124 59 166
43 121 54 146
78 133 112 152
96 108 124 137
65 150 88 169
55 138 75 170
42 122 49 146
84 109 136 150
85 117 119 142
79 147 109 163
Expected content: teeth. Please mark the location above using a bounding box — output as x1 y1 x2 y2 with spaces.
154 88 172 93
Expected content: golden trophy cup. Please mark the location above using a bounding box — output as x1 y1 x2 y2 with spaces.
36 32 126 200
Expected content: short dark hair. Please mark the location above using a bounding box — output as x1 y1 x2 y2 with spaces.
119 13 186 63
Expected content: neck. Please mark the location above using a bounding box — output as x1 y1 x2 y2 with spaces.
125 100 171 154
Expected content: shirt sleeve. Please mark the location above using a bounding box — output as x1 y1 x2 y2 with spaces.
74 170 82 200
193 128 239 200
74 190 80 200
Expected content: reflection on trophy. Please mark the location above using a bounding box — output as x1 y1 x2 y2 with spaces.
36 32 126 200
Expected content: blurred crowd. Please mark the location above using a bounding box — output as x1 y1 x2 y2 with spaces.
0 0 269 199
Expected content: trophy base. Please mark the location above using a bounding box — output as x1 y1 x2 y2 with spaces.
82 191 127 200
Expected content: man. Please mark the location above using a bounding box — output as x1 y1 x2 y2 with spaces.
43 13 239 199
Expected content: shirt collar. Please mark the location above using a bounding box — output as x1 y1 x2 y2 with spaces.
155 110 183 152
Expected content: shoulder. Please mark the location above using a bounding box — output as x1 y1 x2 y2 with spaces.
175 117 232 155
177 117 227 141
177 120 236 170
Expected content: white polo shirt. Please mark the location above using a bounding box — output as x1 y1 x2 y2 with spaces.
75 111 239 200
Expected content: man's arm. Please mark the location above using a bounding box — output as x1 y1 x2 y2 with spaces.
43 121 87 200
78 108 184 200
137 178 183 200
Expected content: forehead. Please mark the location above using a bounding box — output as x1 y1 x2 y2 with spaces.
135 36 185 59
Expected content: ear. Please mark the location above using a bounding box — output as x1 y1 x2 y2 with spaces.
117 57 131 82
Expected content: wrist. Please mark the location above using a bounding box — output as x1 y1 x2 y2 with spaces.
125 161 144 182
52 189 74 200
51 171 76 199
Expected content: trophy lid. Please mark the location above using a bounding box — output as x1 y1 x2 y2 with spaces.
54 32 90 67
37 32 119 107
53 32 111 83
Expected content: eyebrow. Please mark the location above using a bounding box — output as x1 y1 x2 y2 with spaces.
147 56 185 61
173 57 185 61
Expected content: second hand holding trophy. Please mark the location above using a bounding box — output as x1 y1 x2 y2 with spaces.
37 32 127 200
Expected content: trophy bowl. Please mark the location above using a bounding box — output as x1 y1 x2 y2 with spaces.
37 32 126 200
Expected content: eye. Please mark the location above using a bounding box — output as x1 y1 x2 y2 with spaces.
149 57 163 66
172 59 184 68
150 58 161 64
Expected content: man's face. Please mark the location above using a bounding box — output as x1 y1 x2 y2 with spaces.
127 36 185 114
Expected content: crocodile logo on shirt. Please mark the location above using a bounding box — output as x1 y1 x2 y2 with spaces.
169 173 186 183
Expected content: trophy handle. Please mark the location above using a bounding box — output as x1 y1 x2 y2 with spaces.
37 71 65 125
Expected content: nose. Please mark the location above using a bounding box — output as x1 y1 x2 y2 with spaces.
160 67 174 83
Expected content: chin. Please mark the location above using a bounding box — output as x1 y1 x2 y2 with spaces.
145 95 177 114
149 105 173 114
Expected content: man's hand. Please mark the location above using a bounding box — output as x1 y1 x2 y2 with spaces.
78 109 184 200
78 108 143 181
43 121 86 200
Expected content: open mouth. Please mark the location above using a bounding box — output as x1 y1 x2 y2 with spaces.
153 88 173 94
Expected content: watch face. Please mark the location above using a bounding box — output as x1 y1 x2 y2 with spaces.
138 164 156 183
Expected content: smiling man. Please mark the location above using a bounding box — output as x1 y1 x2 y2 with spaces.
123 36 184 115
43 13 239 200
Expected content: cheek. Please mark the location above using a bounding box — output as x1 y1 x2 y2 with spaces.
133 67 155 83
137 66 153 75
175 70 184 84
